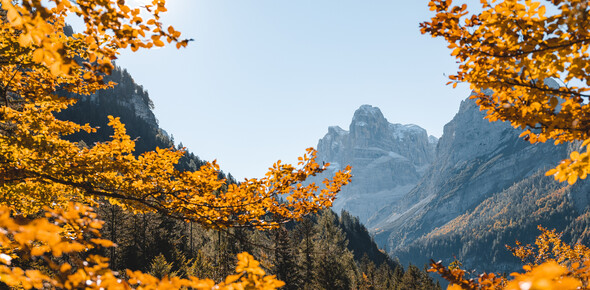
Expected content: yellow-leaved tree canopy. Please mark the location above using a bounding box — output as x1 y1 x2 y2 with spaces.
422 0 590 185
0 0 351 288
422 0 590 289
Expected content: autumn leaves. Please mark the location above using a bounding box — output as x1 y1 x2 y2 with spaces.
0 0 351 288
0 0 188 78
423 0 590 288
422 0 590 186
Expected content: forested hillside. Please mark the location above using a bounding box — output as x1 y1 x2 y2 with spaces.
396 170 590 273
95 205 441 289
56 65 219 175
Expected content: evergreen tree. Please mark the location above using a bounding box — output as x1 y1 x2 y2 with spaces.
399 264 423 290
312 210 357 289
273 227 302 290
295 217 317 289
148 254 178 279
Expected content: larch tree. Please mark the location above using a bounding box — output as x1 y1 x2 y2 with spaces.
422 0 590 289
0 0 351 288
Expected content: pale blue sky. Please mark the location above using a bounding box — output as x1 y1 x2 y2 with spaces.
116 1 473 180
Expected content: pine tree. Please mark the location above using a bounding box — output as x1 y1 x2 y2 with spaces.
273 226 302 290
148 254 178 279
295 217 317 289
312 210 357 289
399 264 423 290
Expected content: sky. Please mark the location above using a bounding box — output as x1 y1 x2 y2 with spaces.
114 1 474 180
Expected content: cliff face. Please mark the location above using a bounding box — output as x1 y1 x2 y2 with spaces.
57 66 173 156
371 97 568 248
82 67 158 126
315 105 436 224
365 96 590 273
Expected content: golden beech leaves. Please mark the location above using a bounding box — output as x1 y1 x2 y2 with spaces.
0 5 352 227
0 203 285 289
505 261 581 290
0 1 352 288
421 0 590 185
430 226 590 290
0 101 352 227
423 3 590 286
0 0 190 79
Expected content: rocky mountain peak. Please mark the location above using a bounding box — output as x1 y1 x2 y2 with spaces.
351 105 387 125
371 95 570 271
436 96 514 165
349 105 391 147
314 105 435 224
328 125 348 136
428 135 438 144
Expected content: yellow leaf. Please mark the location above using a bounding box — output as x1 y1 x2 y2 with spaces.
18 33 33 47
538 5 546 18
32 49 44 63
59 263 72 273
568 174 578 185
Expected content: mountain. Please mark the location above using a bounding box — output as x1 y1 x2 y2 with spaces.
315 105 436 224
58 67 167 150
370 96 590 273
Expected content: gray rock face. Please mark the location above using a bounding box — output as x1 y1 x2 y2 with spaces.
371 97 568 253
316 105 435 224
124 93 157 125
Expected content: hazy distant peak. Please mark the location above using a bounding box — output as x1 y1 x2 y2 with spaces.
352 105 386 122
428 135 438 144
328 126 349 136
315 104 436 224
388 123 427 140
390 123 425 132
357 104 382 113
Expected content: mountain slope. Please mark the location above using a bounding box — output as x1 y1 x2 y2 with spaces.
56 65 215 174
396 170 590 273
371 96 590 273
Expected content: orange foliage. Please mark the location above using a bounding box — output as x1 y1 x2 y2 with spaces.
0 0 189 79
422 2 590 288
421 0 590 184
0 0 351 229
430 226 590 289
0 1 352 288
0 203 285 289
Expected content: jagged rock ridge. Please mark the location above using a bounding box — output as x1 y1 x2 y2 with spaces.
371 97 564 242
315 105 436 224
369 96 590 273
